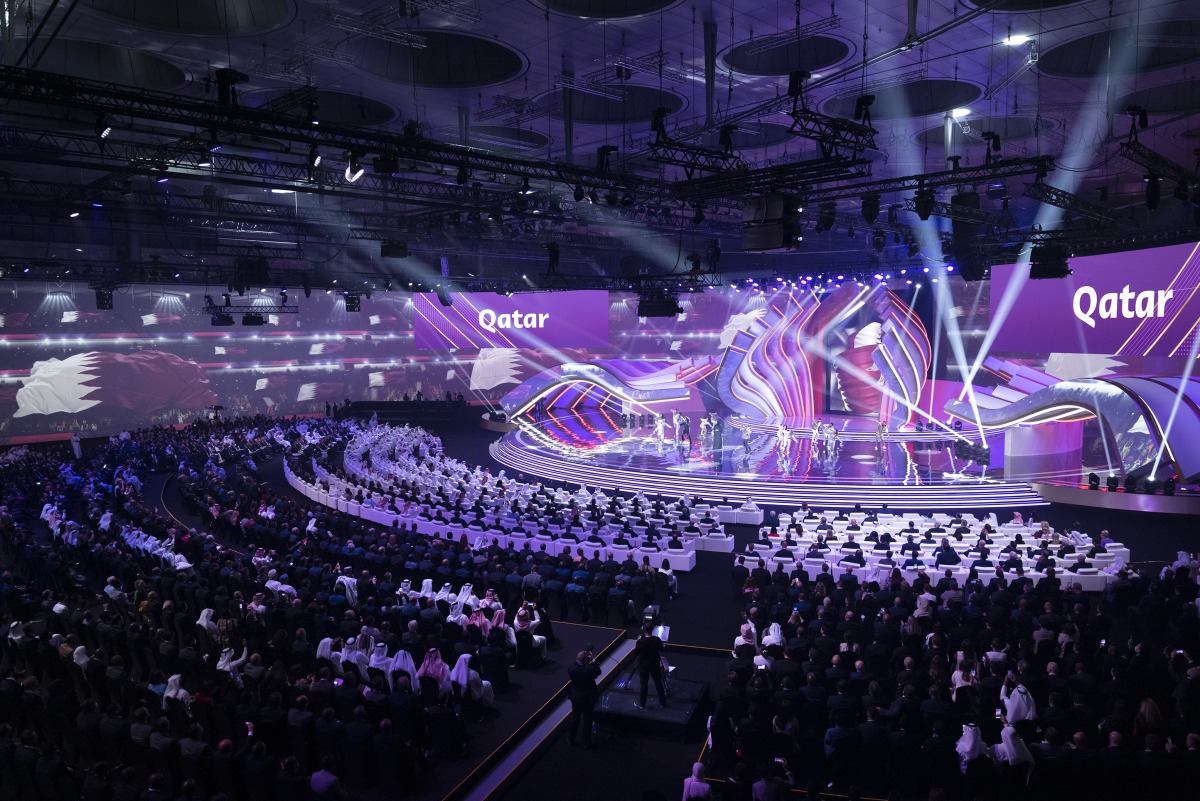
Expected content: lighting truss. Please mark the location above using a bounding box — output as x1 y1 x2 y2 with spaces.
252 46 358 85
462 268 724 295
0 125 519 215
255 85 319 115
900 196 1013 230
797 155 1054 204
475 94 559 124
554 73 626 102
679 155 871 201
608 49 694 84
327 10 426 48
784 107 878 155
983 40 1038 100
0 68 687 200
402 0 483 24
740 15 842 56
1118 141 1196 188
1021 181 1128 227
830 66 928 100
647 140 744 179
203 302 300 315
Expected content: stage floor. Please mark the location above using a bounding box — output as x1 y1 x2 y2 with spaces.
490 410 1049 510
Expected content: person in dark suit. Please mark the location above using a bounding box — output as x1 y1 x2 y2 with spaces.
633 623 667 709
566 649 601 748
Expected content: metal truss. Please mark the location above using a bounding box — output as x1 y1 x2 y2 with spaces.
475 94 559 124
983 41 1038 100
403 0 483 24
679 155 871 201
1118 141 1196 187
203 303 300 315
0 68 674 198
327 9 426 48
900 197 1013 230
796 156 1055 204
784 107 878 155
457 268 724 295
555 74 625 102
740 15 842 56
647 140 744 179
1021 181 1128 227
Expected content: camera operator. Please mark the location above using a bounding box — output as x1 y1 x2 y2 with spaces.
566 646 601 748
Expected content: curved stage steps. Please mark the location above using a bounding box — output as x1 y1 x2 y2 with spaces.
490 437 1049 511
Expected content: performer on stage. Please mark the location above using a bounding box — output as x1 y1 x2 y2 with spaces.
654 413 666 443
875 420 887 449
671 410 682 446
679 415 692 448
711 416 724 453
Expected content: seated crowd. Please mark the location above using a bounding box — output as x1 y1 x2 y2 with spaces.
710 533 1200 800
0 414 671 801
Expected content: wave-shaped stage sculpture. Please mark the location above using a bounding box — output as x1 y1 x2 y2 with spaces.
716 284 931 429
944 375 1200 482
498 357 718 417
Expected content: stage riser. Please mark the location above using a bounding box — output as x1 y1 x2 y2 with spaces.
491 440 1049 510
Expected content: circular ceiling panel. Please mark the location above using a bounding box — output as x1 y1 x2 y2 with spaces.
27 40 185 90
915 115 1053 145
534 0 675 19
84 0 292 36
1119 81 1200 114
700 122 794 150
551 84 685 124
468 126 550 152
822 79 981 120
723 35 850 77
249 89 396 127
355 32 524 89
1040 24 1200 77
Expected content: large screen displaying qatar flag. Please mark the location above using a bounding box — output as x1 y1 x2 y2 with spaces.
412 290 610 350
989 241 1200 358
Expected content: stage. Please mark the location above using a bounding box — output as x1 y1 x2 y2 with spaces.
490 410 1050 510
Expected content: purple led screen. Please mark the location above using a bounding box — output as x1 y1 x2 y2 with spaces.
412 290 610 350
989 241 1200 358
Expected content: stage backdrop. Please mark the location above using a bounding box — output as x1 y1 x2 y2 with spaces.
0 242 1196 449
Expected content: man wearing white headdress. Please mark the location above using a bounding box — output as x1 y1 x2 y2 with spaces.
418 579 435 599
334 569 358 607
450 652 494 708
991 723 1034 782
315 638 344 676
163 674 191 710
340 639 369 676
369 643 394 687
196 609 219 638
217 647 249 674
956 723 989 773
1001 680 1037 724
390 648 418 689
435 583 454 604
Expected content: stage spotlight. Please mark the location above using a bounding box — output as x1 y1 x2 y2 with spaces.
302 278 311 299
344 292 362 312
913 186 935 220
816 202 836 233
308 144 322 168
95 289 113 310
906 238 920 258
344 151 364 183
621 189 635 207
573 184 585 202
1163 477 1176 496
210 313 234 327
692 204 706 225
279 289 288 304
952 420 963 431
518 176 533 195
435 287 452 308
861 193 880 223
1145 173 1161 211
1088 472 1100 490
1106 474 1119 492
1124 475 1139 493
605 189 619 207
242 313 265 326
587 188 599 204
871 229 886 252
222 292 231 307
207 129 222 153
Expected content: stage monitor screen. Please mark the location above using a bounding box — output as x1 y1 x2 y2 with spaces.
412 290 610 350
989 241 1200 358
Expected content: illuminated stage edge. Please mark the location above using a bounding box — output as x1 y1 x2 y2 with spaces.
489 436 1050 511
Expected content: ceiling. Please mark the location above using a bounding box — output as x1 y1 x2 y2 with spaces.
0 0 1196 290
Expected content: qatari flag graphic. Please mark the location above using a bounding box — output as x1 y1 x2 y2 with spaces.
14 351 218 417
296 382 345 402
